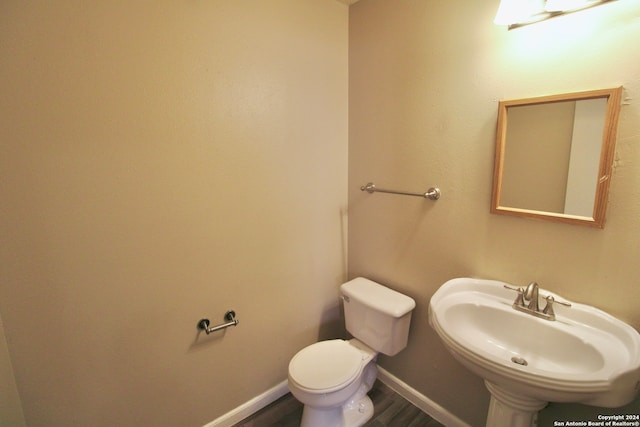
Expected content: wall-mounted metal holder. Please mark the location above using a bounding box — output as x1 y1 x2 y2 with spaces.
360 182 441 200
198 310 239 334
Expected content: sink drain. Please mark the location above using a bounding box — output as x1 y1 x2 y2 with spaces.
511 356 528 366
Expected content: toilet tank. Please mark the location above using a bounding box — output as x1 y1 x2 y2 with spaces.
341 277 416 356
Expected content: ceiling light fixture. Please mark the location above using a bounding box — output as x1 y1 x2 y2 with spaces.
494 0 614 29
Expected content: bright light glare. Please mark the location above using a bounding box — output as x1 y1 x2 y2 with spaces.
494 0 546 25
545 0 603 12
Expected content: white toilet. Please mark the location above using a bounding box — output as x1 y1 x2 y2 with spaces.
287 277 416 427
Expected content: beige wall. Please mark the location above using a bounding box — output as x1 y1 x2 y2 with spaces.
349 0 640 425
0 1 348 426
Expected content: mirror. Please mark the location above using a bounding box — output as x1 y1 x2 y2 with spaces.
491 87 623 228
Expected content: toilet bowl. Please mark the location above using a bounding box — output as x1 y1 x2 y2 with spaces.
288 339 378 427
287 277 416 427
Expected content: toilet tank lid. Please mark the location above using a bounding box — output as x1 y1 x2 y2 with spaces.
341 277 416 318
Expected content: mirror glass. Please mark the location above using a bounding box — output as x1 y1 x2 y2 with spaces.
491 87 622 228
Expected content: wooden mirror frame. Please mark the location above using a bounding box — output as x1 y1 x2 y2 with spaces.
491 87 623 228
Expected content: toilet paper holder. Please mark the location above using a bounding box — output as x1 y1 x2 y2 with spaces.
198 310 239 334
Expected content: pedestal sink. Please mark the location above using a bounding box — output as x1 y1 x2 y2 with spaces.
428 278 640 427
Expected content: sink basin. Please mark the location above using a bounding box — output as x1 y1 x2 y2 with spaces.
429 278 640 427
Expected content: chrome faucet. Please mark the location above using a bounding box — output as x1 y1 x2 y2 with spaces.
503 282 571 321
524 281 540 312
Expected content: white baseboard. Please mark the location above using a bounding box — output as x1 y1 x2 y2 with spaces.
377 366 471 427
202 379 290 427
202 366 468 427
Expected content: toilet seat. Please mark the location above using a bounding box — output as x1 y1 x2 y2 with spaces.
289 340 366 393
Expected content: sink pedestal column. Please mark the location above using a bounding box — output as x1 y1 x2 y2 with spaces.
485 381 548 427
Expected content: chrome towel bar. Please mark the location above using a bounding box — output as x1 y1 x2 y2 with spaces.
198 310 239 334
360 182 441 200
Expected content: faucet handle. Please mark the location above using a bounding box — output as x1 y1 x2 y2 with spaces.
542 295 572 319
542 294 571 308
503 285 525 307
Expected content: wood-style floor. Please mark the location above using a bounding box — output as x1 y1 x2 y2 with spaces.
232 380 444 427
